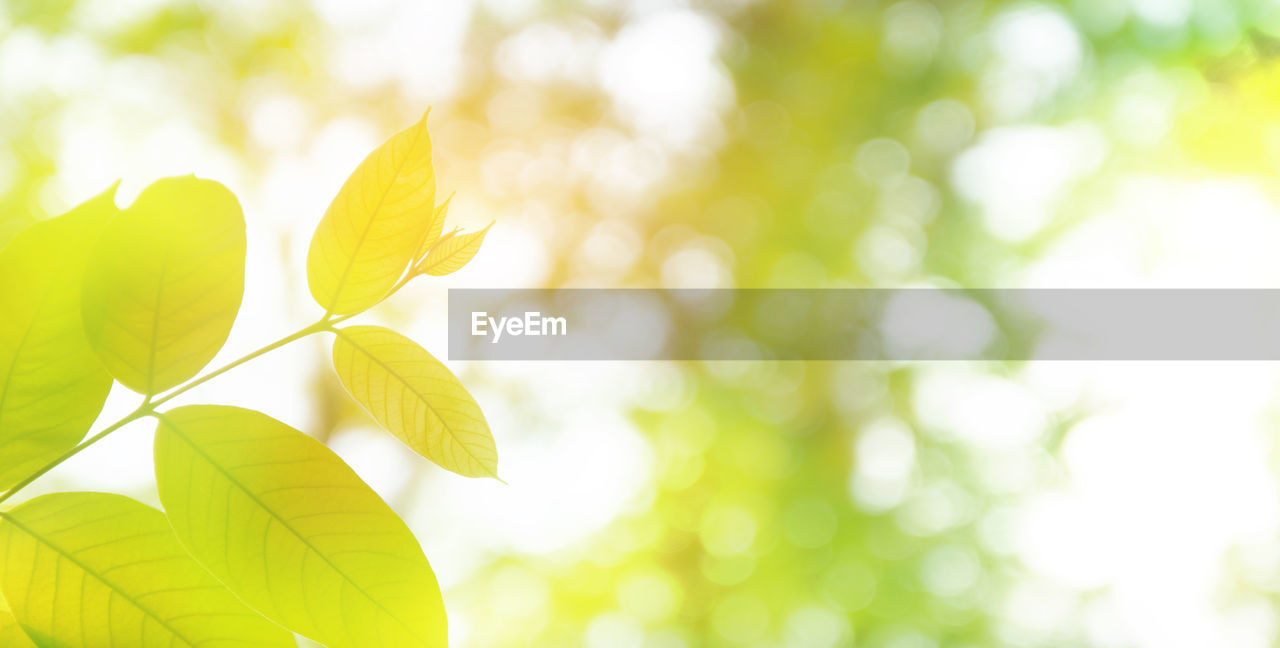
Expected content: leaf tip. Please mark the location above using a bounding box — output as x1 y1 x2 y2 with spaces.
90 179 123 208
431 194 454 222
471 221 495 242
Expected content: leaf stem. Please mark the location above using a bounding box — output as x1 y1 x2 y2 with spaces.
149 319 330 408
0 403 149 505
0 316 338 505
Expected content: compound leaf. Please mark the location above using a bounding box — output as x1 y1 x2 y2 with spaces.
307 114 437 316
415 223 491 277
0 189 115 491
153 405 447 648
81 176 246 395
0 491 294 647
332 325 498 479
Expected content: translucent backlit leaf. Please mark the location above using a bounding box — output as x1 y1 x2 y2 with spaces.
81 176 246 395
0 218 30 251
0 592 36 648
413 194 453 261
0 189 115 491
153 405 448 648
332 325 498 479
307 114 437 315
415 222 491 276
0 492 294 647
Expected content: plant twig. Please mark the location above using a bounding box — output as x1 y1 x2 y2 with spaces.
0 404 151 505
0 316 336 505
149 319 330 408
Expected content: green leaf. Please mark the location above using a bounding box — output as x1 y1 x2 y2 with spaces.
0 491 294 647
153 405 448 648
414 222 491 276
0 217 31 251
413 194 453 261
307 113 437 316
81 176 246 395
332 325 498 479
0 189 115 491
0 593 36 648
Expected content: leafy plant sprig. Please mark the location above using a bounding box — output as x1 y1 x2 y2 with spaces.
0 113 492 647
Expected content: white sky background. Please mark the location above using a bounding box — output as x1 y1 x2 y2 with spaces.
5 0 1280 647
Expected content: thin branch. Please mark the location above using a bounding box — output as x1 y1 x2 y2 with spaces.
0 317 332 504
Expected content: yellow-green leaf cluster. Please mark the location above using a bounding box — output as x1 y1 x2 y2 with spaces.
305 115 499 481
0 114 488 648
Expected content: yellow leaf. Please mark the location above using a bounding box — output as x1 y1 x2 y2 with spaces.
81 176 246 395
307 113 437 315
332 325 498 479
414 194 453 261
153 405 448 648
0 492 294 647
0 591 36 648
0 217 30 251
0 188 115 491
416 222 492 276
